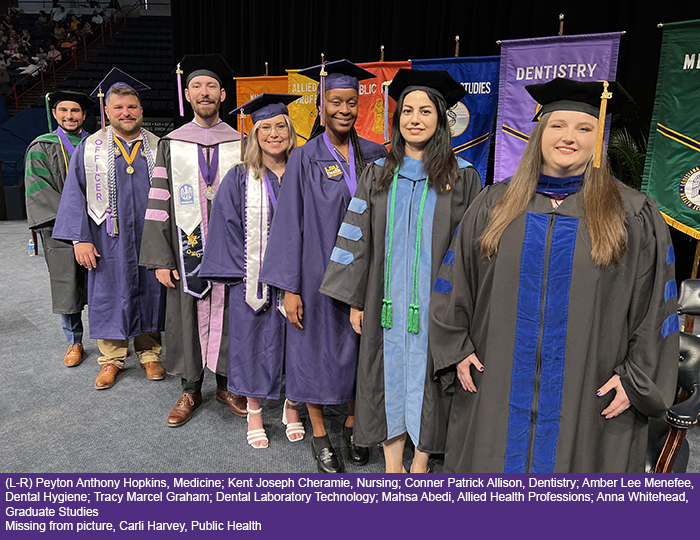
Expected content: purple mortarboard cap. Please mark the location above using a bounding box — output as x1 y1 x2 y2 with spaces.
230 93 301 123
298 59 375 93
90 67 150 98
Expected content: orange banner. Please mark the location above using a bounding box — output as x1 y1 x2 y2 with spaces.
357 61 411 145
235 76 288 135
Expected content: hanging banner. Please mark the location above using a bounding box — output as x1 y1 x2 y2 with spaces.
413 56 499 184
236 76 288 135
357 61 411 146
287 69 319 146
642 19 700 239
494 33 620 182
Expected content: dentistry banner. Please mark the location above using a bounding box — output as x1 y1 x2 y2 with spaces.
286 70 319 146
642 19 700 239
235 76 288 135
494 33 621 183
413 56 500 184
357 61 411 146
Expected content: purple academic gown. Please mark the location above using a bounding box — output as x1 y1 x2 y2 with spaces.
53 135 165 339
260 135 387 405
199 164 286 399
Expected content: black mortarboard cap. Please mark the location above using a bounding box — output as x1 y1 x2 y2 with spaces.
177 54 234 86
230 93 301 124
525 77 633 120
388 68 467 108
48 90 95 110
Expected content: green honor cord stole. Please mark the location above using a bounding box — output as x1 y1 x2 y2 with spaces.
381 166 430 334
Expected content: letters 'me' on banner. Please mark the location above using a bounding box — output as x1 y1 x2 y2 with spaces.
287 70 318 146
494 33 620 182
235 76 288 135
642 20 700 239
357 61 411 146
413 57 500 185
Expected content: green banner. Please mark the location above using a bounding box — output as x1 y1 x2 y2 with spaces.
642 19 700 239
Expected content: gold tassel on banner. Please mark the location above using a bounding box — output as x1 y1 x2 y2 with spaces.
455 35 460 57
593 81 612 169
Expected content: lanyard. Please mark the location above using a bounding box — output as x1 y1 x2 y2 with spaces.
198 145 220 187
322 132 356 197
112 135 142 173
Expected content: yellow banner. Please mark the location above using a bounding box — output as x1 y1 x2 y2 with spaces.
287 69 318 146
235 76 288 135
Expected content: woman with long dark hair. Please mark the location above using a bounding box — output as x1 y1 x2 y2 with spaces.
260 60 387 472
320 69 482 472
429 78 679 472
199 94 301 449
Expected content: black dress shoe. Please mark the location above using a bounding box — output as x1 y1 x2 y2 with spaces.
312 435 342 473
343 425 369 466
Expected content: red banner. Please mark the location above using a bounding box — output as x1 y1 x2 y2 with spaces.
356 61 411 145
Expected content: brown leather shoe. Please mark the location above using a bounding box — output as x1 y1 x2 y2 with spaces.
216 388 247 417
141 361 165 380
64 343 84 367
94 363 121 390
167 393 202 427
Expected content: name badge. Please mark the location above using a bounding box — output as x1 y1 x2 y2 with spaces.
324 164 343 179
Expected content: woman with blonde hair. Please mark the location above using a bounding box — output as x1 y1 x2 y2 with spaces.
200 93 302 449
430 78 679 473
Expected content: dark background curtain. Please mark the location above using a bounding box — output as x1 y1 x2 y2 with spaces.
172 0 700 120
171 0 700 280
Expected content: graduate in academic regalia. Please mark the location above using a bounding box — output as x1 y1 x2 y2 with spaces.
260 60 387 472
199 93 304 449
139 54 247 427
53 69 166 390
24 90 93 367
429 78 679 473
320 70 483 472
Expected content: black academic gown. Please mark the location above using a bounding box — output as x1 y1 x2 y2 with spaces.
320 157 482 452
429 182 679 472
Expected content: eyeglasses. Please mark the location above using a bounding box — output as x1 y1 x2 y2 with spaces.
258 123 289 135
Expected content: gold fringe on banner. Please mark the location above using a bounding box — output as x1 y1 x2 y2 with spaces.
661 212 700 240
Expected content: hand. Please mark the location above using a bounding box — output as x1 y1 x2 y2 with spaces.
284 292 304 330
155 268 180 288
598 374 631 419
74 242 100 269
456 353 484 393
350 307 363 335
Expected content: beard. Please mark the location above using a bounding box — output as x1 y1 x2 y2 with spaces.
58 118 83 134
109 115 143 137
191 97 221 120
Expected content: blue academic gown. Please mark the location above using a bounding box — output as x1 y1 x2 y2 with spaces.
260 135 387 405
53 136 165 340
199 164 286 399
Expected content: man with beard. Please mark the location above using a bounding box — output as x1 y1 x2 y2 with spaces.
53 69 166 390
25 90 93 367
140 54 246 426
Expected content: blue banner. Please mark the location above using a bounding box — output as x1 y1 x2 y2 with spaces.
413 56 500 185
